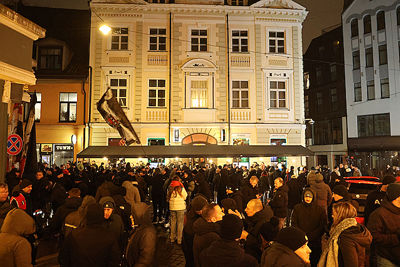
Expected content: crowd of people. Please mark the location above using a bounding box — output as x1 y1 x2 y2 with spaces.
0 161 399 267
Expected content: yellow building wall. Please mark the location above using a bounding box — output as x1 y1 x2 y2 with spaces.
28 81 89 161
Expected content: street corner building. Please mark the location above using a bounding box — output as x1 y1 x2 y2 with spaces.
0 4 45 181
88 0 309 167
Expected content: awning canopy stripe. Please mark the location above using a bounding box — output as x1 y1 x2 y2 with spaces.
77 145 313 158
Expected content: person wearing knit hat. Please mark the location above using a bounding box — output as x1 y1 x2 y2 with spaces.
200 214 258 267
99 196 124 247
261 227 311 266
182 195 208 267
59 203 120 267
364 176 396 225
368 183 400 266
10 179 33 215
332 184 349 201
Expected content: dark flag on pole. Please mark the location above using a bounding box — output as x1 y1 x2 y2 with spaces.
97 88 140 145
20 93 38 179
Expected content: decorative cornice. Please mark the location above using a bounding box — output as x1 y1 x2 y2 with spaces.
0 61 36 85
0 4 45 40
92 3 307 22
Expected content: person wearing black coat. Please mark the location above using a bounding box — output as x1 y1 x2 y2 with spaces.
200 214 258 267
269 178 288 229
261 227 311 267
126 203 157 267
50 188 82 234
241 176 262 208
364 175 395 225
291 188 327 267
286 176 303 225
59 203 120 267
50 181 67 212
244 199 273 261
193 203 224 267
182 195 208 267
31 171 52 211
149 168 167 223
193 172 212 202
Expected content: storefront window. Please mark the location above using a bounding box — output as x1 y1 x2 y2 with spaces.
233 137 250 168
148 138 165 167
270 138 287 167
54 144 74 167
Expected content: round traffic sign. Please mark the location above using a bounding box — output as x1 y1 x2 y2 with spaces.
7 134 23 156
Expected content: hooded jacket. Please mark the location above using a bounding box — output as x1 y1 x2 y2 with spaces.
367 199 400 265
338 224 372 267
126 203 156 267
193 217 221 267
261 242 308 267
310 175 332 212
0 208 36 267
58 209 120 267
122 180 141 208
63 195 96 236
291 188 327 244
200 239 258 267
269 185 289 218
51 196 82 233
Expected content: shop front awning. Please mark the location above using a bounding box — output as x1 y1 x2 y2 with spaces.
77 145 313 158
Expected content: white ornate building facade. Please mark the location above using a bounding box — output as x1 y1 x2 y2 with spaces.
89 0 308 166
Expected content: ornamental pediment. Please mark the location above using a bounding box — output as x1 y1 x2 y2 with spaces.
181 58 217 71
251 0 305 10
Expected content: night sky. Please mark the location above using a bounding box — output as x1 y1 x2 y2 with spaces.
13 0 344 53
296 0 344 52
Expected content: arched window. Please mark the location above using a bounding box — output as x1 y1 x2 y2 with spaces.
397 6 400 25
351 19 359 37
364 15 372 34
377 11 385 31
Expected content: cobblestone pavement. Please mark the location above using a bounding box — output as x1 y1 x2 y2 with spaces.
34 224 186 267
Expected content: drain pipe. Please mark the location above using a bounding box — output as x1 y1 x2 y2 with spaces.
87 66 93 148
226 13 231 145
168 12 172 145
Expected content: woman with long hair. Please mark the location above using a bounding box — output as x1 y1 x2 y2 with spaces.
318 201 372 267
167 175 187 244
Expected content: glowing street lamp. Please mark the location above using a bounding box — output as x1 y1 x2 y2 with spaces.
99 24 111 35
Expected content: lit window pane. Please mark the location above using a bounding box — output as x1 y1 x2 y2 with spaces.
60 93 68 102
69 103 77 121
69 93 77 102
